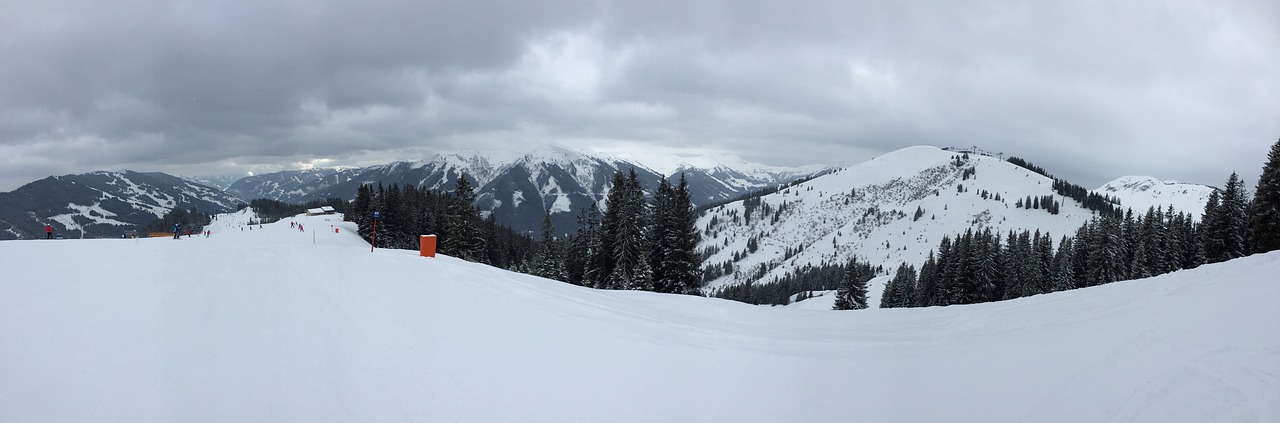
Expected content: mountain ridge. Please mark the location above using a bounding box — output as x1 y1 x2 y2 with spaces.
222 144 828 233
0 170 243 239
697 146 1213 294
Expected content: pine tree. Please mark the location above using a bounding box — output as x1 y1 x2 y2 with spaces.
666 174 704 295
972 229 1000 302
845 260 869 309
881 263 917 308
1033 230 1055 294
1051 236 1075 292
603 169 652 290
1219 172 1249 261
583 202 608 288
593 173 627 287
648 178 674 292
834 264 856 310
917 251 939 307
1251 138 1280 253
379 183 405 248
1070 224 1090 288
534 210 566 281
353 183 373 240
448 174 486 261
1202 173 1249 263
565 205 598 286
933 236 954 306
1086 215 1124 286
1200 190 1223 261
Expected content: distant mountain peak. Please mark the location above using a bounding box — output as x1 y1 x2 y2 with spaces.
516 143 611 168
1097 175 1214 219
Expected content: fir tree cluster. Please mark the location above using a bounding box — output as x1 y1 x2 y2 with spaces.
1051 178 1121 216
560 170 704 295
710 259 880 306
1014 194 1062 215
348 176 537 269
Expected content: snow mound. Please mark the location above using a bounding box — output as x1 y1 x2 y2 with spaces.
2 214 1277 422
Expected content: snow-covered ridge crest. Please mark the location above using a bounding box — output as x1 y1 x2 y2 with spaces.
1098 175 1215 219
696 145 1215 294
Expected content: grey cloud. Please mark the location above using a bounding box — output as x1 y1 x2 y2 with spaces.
1 0 1276 192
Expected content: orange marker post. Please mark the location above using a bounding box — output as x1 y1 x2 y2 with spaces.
420 235 437 258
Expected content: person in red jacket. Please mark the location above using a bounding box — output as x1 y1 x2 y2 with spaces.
45 224 52 239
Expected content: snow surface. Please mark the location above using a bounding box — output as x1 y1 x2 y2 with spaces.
2 211 1278 422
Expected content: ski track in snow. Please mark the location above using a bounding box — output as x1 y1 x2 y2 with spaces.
1 209 1277 422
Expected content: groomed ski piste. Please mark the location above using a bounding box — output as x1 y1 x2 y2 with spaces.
2 209 1278 422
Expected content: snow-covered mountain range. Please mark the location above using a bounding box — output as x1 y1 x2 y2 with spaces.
224 144 827 234
223 167 366 203
697 146 1214 293
0 171 243 239
0 145 1215 249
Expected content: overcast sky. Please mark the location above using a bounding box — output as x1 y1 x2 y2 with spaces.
2 0 1277 192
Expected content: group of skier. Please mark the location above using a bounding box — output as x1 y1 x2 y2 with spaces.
171 224 210 239
38 218 308 240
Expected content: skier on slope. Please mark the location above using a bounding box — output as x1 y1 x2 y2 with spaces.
173 224 181 239
45 224 52 239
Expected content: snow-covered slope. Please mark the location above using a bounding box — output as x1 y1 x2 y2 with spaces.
2 214 1277 422
1098 175 1215 219
698 146 1113 292
696 147 1217 295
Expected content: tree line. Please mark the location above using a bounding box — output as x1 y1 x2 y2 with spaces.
346 169 705 296
347 177 535 269
1008 155 1122 216
710 259 882 306
553 170 704 295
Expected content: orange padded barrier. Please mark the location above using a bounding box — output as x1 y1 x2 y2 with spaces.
420 235 437 258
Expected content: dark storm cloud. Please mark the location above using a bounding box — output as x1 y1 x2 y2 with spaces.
1 0 1276 191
